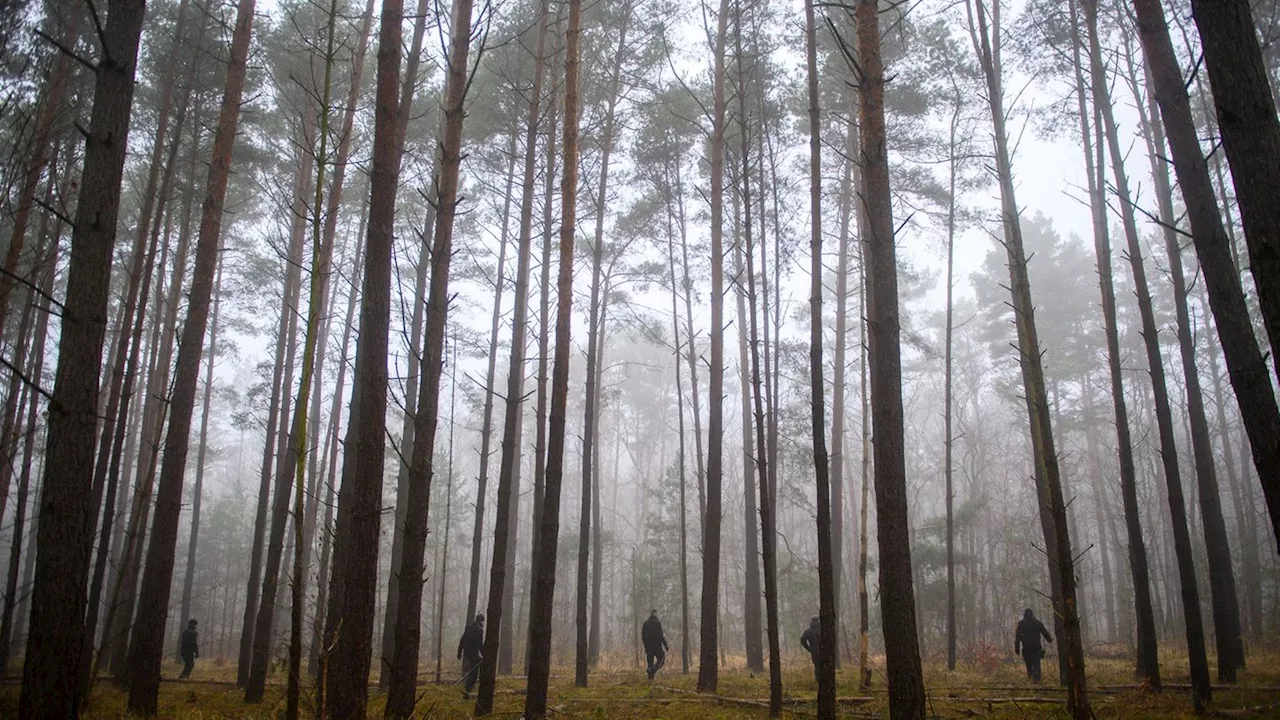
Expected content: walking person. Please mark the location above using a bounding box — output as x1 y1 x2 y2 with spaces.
179 619 199 679
457 613 485 698
800 616 821 686
641 610 669 681
1014 607 1053 683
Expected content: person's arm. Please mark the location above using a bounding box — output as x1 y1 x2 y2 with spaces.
458 631 465 659
801 633 811 652
1014 627 1021 656
1041 622 1053 643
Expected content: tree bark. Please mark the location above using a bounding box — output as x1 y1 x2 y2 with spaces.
524 0 581 711
966 0 1089 714
1189 0 1280 393
126 0 256 711
382 0 475 713
19 0 146 714
474 1 551 711
697 0 729 694
1127 25 1244 678
318 0 404 708
1067 0 1160 683
854 1 927 716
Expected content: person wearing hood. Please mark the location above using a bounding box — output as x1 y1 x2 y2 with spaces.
641 610 669 680
457 613 485 698
179 619 199 679
1014 607 1053 683
799 616 821 685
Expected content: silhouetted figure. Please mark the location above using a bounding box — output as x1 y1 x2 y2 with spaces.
457 613 485 698
1015 608 1053 683
179 619 199 679
800 616 821 685
641 610 669 680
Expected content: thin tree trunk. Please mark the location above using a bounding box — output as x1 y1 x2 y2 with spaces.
1130 1 1280 642
309 202 367 677
179 257 224 647
664 169 692 675
524 0 581 710
1085 3 1210 704
1069 0 1161 685
474 2 550 708
239 128 314 688
1130 46 1245 678
697 0 729 694
0 214 58 676
576 7 631 684
19 0 146 713
0 4 79 336
465 131 516 626
126 0 256 710
966 0 1089 714
435 337 459 684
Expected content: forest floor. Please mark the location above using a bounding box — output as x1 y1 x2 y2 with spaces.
4 649 1280 718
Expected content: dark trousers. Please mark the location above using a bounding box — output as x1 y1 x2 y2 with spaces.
461 656 481 692
810 658 820 685
180 653 195 678
1023 649 1043 683
645 648 665 679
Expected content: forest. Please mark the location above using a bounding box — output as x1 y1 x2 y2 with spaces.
1 0 1280 716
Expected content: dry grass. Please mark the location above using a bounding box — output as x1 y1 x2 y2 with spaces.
2 650 1278 718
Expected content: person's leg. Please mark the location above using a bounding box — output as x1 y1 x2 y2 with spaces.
180 655 193 678
466 657 481 693
646 650 656 679
813 660 820 686
1030 654 1042 683
655 650 665 674
1024 655 1035 681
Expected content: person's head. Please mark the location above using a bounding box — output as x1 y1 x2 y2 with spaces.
810 616 820 627
188 619 198 629
650 609 658 618
475 613 485 626
1024 608 1034 620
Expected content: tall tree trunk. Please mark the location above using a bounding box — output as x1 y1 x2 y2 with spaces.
309 203 367 677
126 0 256 710
179 258 224 647
248 0 347 702
435 337 459 684
1067 0 1160 683
942 74 960 676
239 129 314 688
1131 49 1245 679
830 68 855 671
474 2 550 710
0 4 79 337
318 0 404 707
1131 1 1280 632
1085 3 1211 703
382 0 476 713
853 0 926 716
524 0 581 710
966 0 1089 714
697 0 729 694
0 213 58 676
1190 0 1280 396
19 0 146 714
377 0 431 675
575 7 631 684
664 167 693 675
465 133 516 625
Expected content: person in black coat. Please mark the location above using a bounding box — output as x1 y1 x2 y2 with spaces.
457 613 485 698
799 616 821 685
179 619 199 679
1014 608 1053 683
641 610 669 680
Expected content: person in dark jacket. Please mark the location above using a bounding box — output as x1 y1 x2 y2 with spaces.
799 616 821 685
179 619 199 679
457 614 485 698
1015 608 1053 683
641 610 669 680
